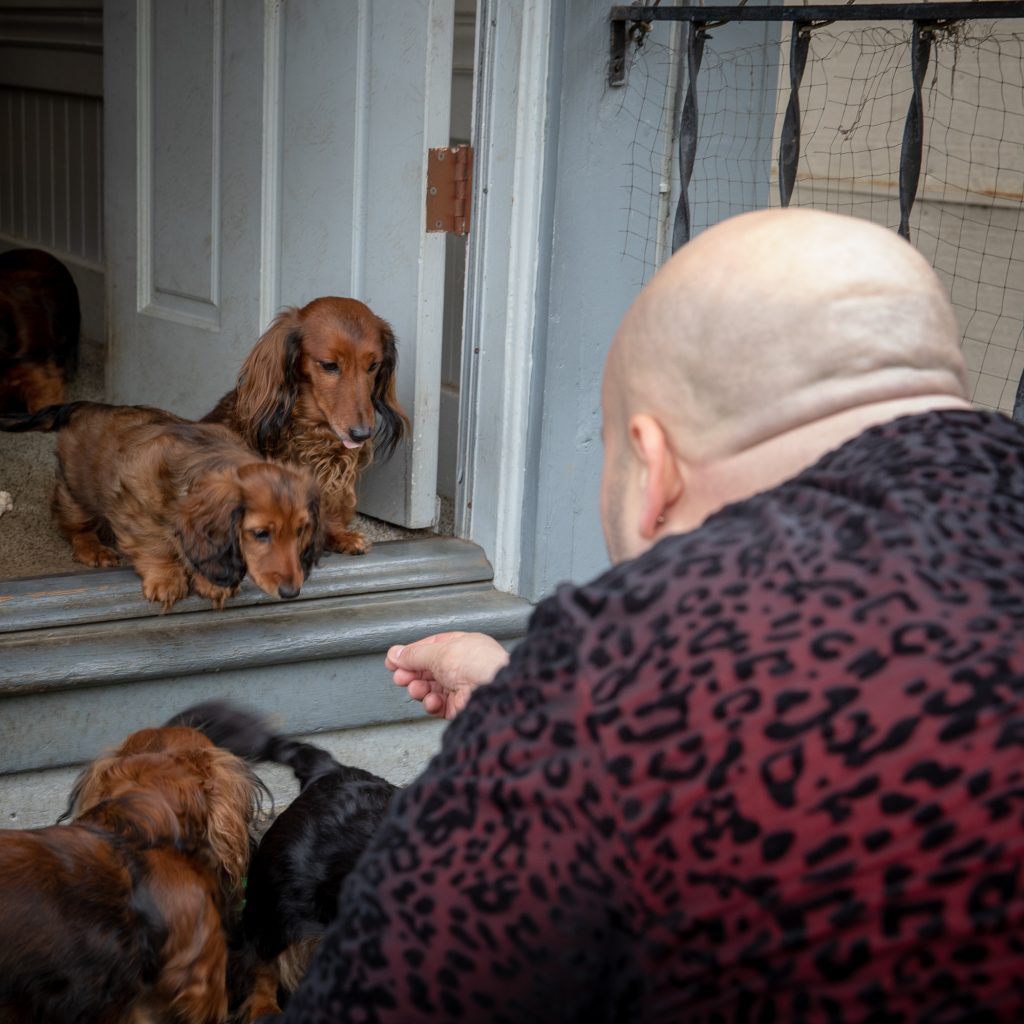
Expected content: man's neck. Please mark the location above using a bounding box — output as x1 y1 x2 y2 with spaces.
677 394 972 532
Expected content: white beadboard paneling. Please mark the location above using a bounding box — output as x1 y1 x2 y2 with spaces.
0 3 106 344
0 85 103 266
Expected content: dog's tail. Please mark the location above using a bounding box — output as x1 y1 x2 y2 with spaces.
166 700 343 792
0 400 88 433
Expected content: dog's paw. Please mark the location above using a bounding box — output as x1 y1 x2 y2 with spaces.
192 575 237 610
71 537 121 567
328 528 371 555
0 491 12 517
142 572 190 611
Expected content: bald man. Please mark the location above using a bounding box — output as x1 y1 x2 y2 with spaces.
281 210 1024 1022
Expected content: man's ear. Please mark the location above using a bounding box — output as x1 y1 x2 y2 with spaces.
628 413 684 540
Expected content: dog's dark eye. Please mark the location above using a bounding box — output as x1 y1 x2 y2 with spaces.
367 361 380 373
319 361 340 374
251 528 271 542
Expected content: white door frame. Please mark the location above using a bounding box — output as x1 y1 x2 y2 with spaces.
457 0 556 596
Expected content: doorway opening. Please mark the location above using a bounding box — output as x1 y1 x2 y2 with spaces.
0 1 478 583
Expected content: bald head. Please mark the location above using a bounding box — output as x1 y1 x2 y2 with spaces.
608 209 967 461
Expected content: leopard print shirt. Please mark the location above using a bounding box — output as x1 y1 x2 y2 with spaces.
286 410 1024 1023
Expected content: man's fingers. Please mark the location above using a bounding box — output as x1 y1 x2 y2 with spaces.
406 678 432 702
387 632 468 670
392 667 432 687
402 679 449 718
395 646 449 682
422 692 444 716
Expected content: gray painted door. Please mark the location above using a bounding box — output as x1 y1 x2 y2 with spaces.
104 0 453 528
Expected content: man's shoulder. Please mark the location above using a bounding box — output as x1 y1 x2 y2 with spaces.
557 405 1024 630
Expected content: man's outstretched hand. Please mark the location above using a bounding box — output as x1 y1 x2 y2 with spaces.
385 632 511 721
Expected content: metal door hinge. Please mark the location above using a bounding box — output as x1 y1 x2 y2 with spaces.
426 145 473 235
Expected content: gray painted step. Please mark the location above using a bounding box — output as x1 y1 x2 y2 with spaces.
0 538 533 781
0 537 496 633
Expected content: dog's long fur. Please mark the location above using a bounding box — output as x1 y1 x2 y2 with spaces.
0 401 323 609
0 722 263 1024
0 247 80 413
203 297 408 556
169 700 398 1021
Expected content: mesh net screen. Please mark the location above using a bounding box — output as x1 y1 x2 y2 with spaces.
621 15 1024 416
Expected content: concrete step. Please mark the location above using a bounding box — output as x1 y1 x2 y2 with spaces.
0 537 532 825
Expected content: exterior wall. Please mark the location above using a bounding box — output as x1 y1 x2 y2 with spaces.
0 1 104 342
517 4 780 599
517 3 1021 599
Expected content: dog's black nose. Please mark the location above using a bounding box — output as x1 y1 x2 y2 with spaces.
279 584 300 600
348 425 372 443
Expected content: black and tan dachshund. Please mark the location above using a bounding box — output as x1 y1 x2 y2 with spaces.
168 700 398 1021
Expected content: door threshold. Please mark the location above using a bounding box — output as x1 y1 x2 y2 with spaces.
0 537 495 634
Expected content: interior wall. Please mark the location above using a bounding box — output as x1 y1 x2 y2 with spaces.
0 1 105 343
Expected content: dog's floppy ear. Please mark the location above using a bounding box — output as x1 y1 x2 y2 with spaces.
234 307 303 456
198 746 262 893
300 477 325 579
371 318 410 461
178 470 246 589
61 755 106 822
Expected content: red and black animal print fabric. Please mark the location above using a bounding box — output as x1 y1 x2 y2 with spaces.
285 410 1024 1023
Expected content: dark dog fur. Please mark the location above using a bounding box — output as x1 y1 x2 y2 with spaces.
169 700 398 1021
202 297 408 556
0 247 80 413
0 401 323 609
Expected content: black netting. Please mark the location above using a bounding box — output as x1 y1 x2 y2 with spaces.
621 17 1024 417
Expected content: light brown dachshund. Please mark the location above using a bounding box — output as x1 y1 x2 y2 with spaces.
203 297 409 555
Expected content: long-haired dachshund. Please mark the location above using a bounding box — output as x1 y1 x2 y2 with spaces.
0 247 80 412
0 718 263 1024
0 401 323 609
203 297 409 556
170 700 398 1021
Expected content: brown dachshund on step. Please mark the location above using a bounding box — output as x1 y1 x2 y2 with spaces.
203 297 409 555
0 401 323 609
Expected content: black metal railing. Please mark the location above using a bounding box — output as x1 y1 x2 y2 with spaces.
611 2 1024 246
